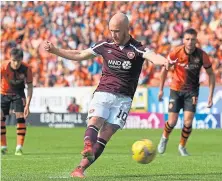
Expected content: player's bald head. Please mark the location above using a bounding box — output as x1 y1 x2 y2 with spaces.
109 13 130 45
109 13 129 30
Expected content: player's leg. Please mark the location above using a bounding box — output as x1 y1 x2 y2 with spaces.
71 93 131 178
1 94 11 154
13 94 26 155
178 111 194 156
88 95 131 163
70 92 112 178
178 92 197 156
81 94 131 164
158 90 182 154
81 116 105 161
71 116 105 178
8 103 15 125
158 112 179 154
93 122 119 163
1 109 7 154
71 122 120 178
163 113 179 139
81 92 117 161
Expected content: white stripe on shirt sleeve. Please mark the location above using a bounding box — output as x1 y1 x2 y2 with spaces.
89 48 98 56
129 44 153 56
90 41 114 56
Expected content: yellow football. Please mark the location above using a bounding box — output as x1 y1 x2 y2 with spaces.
132 139 156 164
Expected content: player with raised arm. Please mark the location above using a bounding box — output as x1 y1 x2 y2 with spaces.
157 28 215 156
44 13 170 178
1 48 33 155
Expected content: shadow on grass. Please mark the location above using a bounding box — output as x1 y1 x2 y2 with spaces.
2 172 222 181
24 152 77 156
1 152 78 158
91 172 222 180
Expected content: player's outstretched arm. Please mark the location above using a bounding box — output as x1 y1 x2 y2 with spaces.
206 67 215 108
44 41 96 61
143 51 168 68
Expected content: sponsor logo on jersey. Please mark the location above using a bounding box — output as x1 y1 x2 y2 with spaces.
108 60 122 69
108 60 132 70
122 61 132 69
178 63 200 69
194 58 200 63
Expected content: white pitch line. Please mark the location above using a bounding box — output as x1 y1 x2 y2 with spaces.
48 176 70 179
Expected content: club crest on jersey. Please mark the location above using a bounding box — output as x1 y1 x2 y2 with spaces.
89 109 95 113
127 52 135 59
169 103 174 109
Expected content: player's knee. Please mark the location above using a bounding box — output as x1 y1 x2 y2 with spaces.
167 120 177 127
1 116 6 135
183 123 192 130
110 124 120 134
166 121 176 129
1 116 6 122
17 117 25 124
88 116 105 129
15 112 24 119
183 118 193 128
1 110 5 120
168 113 179 124
99 123 119 141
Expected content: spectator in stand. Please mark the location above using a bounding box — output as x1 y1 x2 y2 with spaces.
1 2 222 86
46 106 53 113
67 97 80 113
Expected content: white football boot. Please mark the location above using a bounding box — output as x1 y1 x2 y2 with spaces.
157 136 168 154
178 144 190 156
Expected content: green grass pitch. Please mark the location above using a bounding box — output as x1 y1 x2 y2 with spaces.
1 127 222 181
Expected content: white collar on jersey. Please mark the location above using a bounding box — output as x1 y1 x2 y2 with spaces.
119 45 125 50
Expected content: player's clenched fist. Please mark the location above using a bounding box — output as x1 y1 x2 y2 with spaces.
44 41 56 53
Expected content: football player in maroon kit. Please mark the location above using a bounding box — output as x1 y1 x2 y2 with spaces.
44 13 170 178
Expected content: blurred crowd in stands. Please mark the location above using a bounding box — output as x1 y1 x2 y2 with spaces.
1 1 222 87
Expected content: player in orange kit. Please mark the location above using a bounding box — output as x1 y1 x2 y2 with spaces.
1 48 33 155
157 28 215 156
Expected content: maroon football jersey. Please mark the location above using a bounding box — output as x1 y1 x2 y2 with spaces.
90 37 150 99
